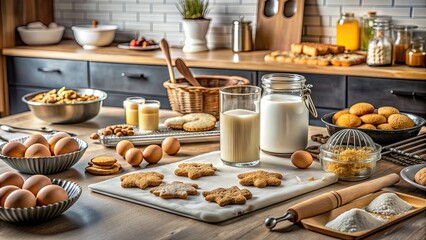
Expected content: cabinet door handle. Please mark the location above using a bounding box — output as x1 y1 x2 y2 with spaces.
390 90 426 98
38 67 61 73
121 72 145 79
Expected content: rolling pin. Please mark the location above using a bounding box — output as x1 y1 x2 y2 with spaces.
264 173 400 229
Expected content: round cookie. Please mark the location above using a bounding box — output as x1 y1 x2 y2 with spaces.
388 114 415 129
358 123 376 130
335 114 362 127
377 123 394 130
360 113 387 125
414 167 426 186
91 156 117 166
349 102 374 116
332 109 350 124
164 113 216 132
378 106 400 119
86 164 120 175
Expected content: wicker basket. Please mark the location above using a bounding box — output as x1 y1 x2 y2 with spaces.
163 75 250 119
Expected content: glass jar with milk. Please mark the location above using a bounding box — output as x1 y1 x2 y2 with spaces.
260 73 317 154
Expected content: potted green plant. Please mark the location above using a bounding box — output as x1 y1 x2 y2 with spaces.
177 0 210 52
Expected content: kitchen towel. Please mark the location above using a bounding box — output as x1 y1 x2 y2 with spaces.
89 151 337 222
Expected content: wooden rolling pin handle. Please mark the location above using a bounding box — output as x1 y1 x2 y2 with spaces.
288 173 400 222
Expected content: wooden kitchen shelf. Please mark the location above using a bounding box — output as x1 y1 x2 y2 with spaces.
3 40 425 80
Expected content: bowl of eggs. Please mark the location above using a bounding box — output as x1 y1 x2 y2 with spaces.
0 133 88 174
0 172 82 223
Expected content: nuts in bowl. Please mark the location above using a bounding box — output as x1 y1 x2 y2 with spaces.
0 133 88 174
22 87 107 123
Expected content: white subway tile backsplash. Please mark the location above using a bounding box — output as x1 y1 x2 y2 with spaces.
54 0 426 48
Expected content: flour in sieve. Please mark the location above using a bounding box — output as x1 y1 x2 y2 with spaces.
365 193 413 216
325 208 387 233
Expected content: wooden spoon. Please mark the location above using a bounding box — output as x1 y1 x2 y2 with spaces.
175 58 201 86
160 39 175 84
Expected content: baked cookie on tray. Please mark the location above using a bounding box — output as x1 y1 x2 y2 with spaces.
120 172 164 189
174 163 217 180
150 181 198 199
237 170 283 188
202 186 252 207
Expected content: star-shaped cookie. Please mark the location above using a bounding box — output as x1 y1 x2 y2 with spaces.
174 163 217 180
150 181 198 199
237 170 282 188
120 172 164 189
202 186 252 207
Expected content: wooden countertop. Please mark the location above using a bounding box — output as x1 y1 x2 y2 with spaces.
0 107 424 240
3 41 426 80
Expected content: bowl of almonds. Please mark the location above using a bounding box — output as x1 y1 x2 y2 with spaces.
22 87 107 124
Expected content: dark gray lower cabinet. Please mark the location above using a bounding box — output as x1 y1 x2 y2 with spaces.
8 86 50 114
348 77 426 117
103 92 170 109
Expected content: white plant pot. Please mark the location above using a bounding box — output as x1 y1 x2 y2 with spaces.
182 19 210 53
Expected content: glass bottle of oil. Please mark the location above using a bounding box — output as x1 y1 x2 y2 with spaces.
336 13 360 51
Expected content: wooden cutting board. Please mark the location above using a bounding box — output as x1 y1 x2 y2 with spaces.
255 0 305 51
301 190 426 240
89 151 337 223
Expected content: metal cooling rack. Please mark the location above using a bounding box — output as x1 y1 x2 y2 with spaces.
382 134 426 166
98 124 220 147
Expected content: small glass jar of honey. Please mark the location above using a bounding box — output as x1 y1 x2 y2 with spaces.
123 97 145 125
406 37 426 68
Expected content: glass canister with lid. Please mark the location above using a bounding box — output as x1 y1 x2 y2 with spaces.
367 19 393 66
393 25 418 64
336 13 360 51
406 37 426 68
360 11 377 51
260 73 317 154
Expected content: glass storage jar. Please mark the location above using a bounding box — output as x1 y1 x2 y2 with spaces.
123 97 145 125
360 11 377 51
367 20 393 66
260 73 317 154
393 25 418 64
336 13 360 51
406 37 426 68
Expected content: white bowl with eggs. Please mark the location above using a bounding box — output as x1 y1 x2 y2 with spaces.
0 178 81 223
72 25 117 49
0 135 88 175
17 22 64 45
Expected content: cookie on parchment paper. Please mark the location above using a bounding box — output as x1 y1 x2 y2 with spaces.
237 170 283 188
202 186 252 207
120 172 164 189
174 163 217 180
150 181 198 199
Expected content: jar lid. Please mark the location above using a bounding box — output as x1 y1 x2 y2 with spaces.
342 12 355 17
367 11 377 16
261 73 306 90
233 15 251 25
392 25 418 30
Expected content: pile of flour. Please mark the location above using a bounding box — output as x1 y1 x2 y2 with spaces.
325 208 386 233
365 193 413 216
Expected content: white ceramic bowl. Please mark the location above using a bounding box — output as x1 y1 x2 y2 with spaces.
17 26 64 45
72 25 117 49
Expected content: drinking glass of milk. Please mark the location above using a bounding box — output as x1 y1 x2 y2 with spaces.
220 85 261 167
138 100 160 131
260 73 317 154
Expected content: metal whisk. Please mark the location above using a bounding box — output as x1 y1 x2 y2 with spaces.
322 129 380 153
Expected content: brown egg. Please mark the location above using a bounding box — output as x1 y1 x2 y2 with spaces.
291 150 314 169
53 137 79 156
4 189 37 208
23 175 51 196
143 145 163 164
23 134 49 149
48 132 70 153
162 137 180 155
25 143 51 158
0 172 24 188
36 185 68 206
0 186 20 207
1 142 27 158
116 140 134 157
125 148 143 166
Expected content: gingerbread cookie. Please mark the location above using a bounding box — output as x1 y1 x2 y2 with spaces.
415 167 426 186
349 102 374 116
388 114 415 129
120 172 164 189
335 114 362 127
360 114 387 125
202 186 252 207
164 113 216 132
237 170 282 188
150 181 198 199
377 123 394 130
332 109 350 124
86 163 121 175
378 106 400 119
174 163 217 180
358 123 377 130
91 156 117 166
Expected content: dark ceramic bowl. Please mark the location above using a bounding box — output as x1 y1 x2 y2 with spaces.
321 112 425 144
